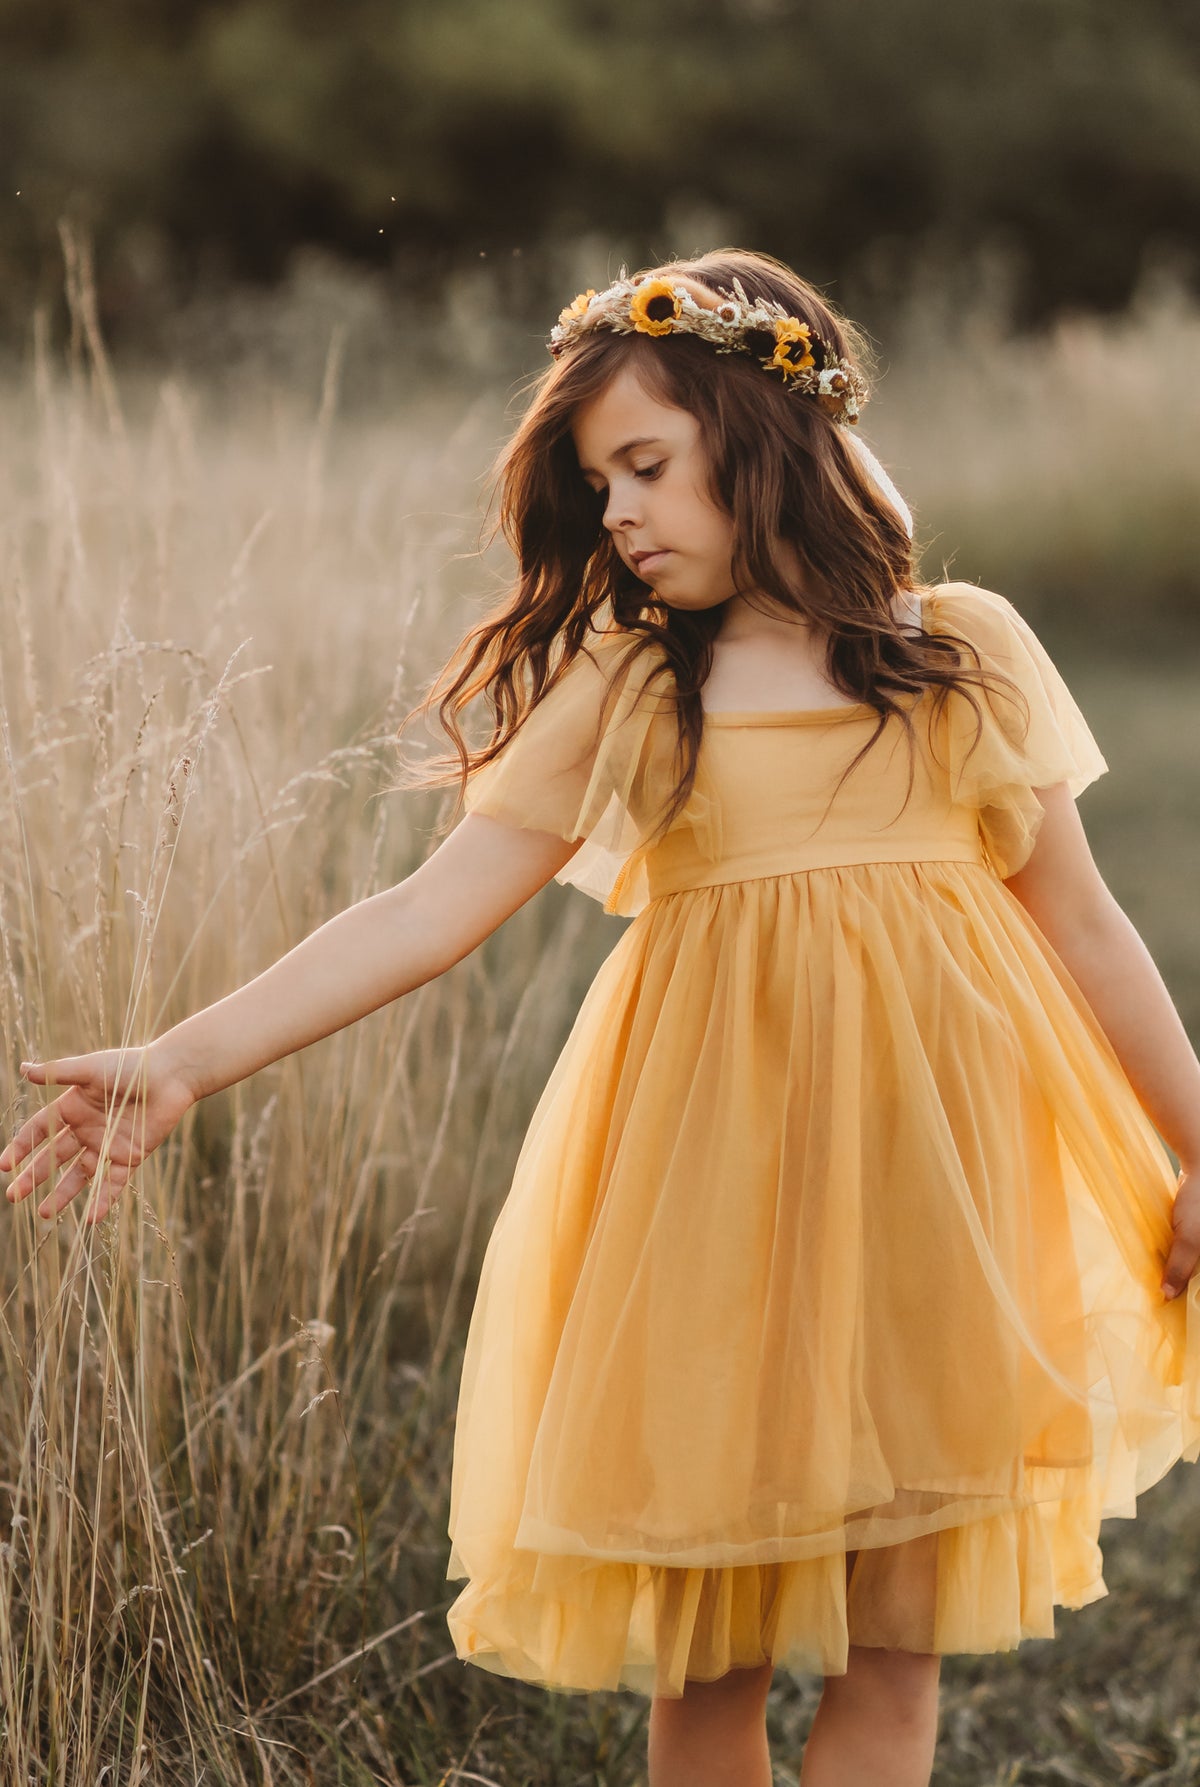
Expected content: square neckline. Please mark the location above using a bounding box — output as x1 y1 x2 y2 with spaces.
700 592 932 726
702 704 880 726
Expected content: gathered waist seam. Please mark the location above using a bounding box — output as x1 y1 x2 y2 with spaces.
645 853 991 902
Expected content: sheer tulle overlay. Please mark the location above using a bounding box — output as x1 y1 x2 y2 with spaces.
448 583 1200 1697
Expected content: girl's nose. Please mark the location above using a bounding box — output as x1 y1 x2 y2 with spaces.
603 478 642 534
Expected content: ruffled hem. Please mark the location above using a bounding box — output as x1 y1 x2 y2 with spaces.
447 1490 1113 1697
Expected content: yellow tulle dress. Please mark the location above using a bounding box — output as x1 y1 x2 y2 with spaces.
445 581 1200 1698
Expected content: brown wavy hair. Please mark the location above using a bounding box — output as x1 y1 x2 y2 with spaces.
400 247 1008 837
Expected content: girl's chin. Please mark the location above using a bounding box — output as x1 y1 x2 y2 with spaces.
636 567 727 609
654 588 732 612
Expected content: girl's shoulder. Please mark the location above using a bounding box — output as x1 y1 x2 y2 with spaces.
920 579 1080 732
510 628 669 738
919 581 1076 694
918 582 1107 876
920 580 1029 645
466 628 672 818
560 626 675 726
576 624 670 678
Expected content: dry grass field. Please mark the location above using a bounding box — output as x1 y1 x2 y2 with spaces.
0 268 1198 1784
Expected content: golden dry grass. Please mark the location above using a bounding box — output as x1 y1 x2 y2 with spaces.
867 263 1200 633
0 260 1197 1783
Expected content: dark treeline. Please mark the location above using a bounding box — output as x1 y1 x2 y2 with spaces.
2 0 1199 344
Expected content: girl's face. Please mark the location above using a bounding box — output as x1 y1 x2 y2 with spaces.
571 366 739 612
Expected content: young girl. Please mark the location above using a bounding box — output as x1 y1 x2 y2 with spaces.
2 249 1199 1787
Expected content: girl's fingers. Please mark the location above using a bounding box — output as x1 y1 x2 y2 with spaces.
20 1057 100 1086
3 1054 134 1173
8 1138 129 1223
1161 1228 1200 1300
35 1153 96 1220
1 1104 70 1174
1 1096 98 1175
1 1114 41 1172
5 1125 85 1202
4 1052 148 1222
1162 1176 1200 1301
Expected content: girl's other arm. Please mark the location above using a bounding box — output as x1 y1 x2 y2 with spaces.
1003 783 1200 1298
153 813 578 1100
1 815 578 1220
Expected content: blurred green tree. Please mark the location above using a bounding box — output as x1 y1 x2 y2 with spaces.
1 0 1198 340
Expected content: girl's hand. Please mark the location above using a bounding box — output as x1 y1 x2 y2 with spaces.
0 1047 196 1224
1162 1168 1200 1302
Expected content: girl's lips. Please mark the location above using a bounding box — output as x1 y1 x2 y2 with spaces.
632 550 670 576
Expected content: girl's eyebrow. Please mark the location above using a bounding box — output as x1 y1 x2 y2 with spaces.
577 435 665 476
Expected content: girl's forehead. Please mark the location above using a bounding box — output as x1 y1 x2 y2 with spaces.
570 366 696 465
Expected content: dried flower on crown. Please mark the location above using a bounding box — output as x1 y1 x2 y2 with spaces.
767 319 817 379
548 273 869 424
560 288 596 323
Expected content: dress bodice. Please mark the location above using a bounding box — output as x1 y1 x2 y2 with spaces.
460 583 1109 916
642 703 985 901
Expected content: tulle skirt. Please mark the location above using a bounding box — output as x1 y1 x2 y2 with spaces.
445 862 1200 1696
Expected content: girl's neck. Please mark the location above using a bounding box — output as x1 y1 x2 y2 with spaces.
717 589 816 641
717 585 922 643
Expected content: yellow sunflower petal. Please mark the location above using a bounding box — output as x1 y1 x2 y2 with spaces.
629 279 683 337
558 288 597 326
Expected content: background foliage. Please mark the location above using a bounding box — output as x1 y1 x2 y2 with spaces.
3 0 1200 344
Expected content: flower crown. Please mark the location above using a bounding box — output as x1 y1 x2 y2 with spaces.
548 273 869 424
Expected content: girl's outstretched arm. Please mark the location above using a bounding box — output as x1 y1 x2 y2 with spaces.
0 814 579 1223
1003 782 1200 1300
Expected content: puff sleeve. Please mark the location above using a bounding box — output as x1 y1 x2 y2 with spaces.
925 583 1109 879
461 632 692 916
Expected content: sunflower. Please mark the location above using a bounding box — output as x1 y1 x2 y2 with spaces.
629 279 683 336
766 318 816 378
559 288 596 326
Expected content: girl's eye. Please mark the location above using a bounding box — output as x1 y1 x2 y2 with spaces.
583 463 663 499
